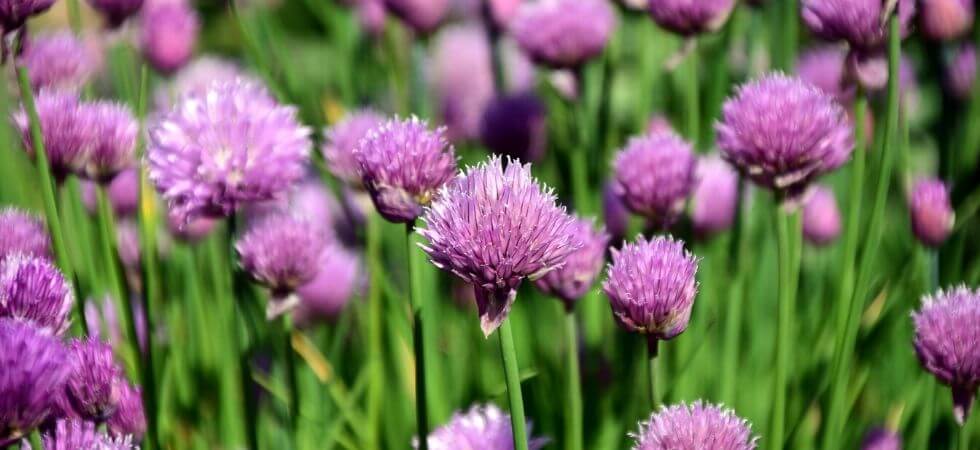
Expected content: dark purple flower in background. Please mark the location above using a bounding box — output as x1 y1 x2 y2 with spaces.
108 382 145 441
631 401 756 450
323 110 385 186
603 182 631 243
534 217 609 309
418 156 580 336
717 73 853 201
603 235 698 341
648 0 735 36
0 254 73 336
294 245 362 325
947 45 976 100
87 0 143 27
14 90 91 181
913 286 980 424
861 427 902 450
802 185 842 246
148 79 311 224
431 24 495 141
383 0 450 34
612 132 697 228
19 31 99 92
81 169 141 217
801 0 915 50
919 0 973 41
510 0 615 69
416 403 547 450
480 93 547 163
796 45 854 105
690 155 738 237
140 1 199 74
80 101 138 183
42 419 135 450
0 0 54 32
0 318 69 445
908 178 954 248
354 116 457 223
62 338 124 422
0 208 50 261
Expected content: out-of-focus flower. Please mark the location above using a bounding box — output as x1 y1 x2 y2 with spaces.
908 178 954 248
612 132 697 228
510 0 614 69
919 0 973 41
81 169 141 217
289 179 339 235
165 209 216 242
62 338 123 422
801 0 915 50
384 0 450 34
717 73 853 201
0 0 55 32
140 1 199 74
486 0 521 29
534 217 608 309
479 93 547 163
154 57 251 110
80 101 138 183
85 296 147 355
431 24 495 141
115 219 141 271
603 182 630 243
796 45 854 105
861 427 902 450
0 318 69 445
19 31 99 92
913 286 980 424
0 208 50 261
107 382 145 441
356 0 386 37
947 45 975 100
416 403 548 450
323 110 385 186
87 0 143 27
603 235 698 342
846 50 917 95
294 245 362 324
690 155 738 237
802 185 841 246
13 90 91 181
354 116 457 223
418 156 580 336
648 0 735 36
42 419 135 450
0 254 73 336
631 401 756 450
647 115 674 135
148 79 312 224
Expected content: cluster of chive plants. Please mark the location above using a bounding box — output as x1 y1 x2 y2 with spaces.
3 0 980 448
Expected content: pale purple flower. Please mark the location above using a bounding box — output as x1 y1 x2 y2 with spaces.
0 254 73 336
919 0 973 41
14 90 91 181
0 0 55 32
796 46 854 105
716 73 853 200
154 57 251 110
87 0 143 27
42 419 135 450
289 179 340 235
612 132 697 228
0 208 50 261
418 156 580 335
647 115 674 135
148 79 312 224
294 245 362 324
0 318 69 446
140 1 199 74
166 209 216 242
801 0 915 50
631 401 756 450
534 217 609 309
487 0 521 29
322 110 385 185
115 219 141 271
62 338 124 422
80 101 138 183
417 403 547 450
947 45 975 100
861 428 902 450
480 93 547 163
912 286 980 424
802 185 842 246
81 169 141 217
510 0 615 69
19 31 99 92
908 178 954 248
846 50 917 94
356 0 386 36
690 155 738 237
603 235 699 341
383 0 450 34
648 0 735 36
431 24 494 141
603 182 630 242
107 382 145 441
354 116 457 223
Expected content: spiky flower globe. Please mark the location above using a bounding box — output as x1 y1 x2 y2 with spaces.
947 45 976 100
913 286 980 424
534 217 609 310
689 155 738 237
0 208 50 261
86 0 142 27
417 403 547 450
861 428 902 450
108 382 146 441
20 31 99 92
717 73 853 201
419 156 580 336
648 0 735 36
796 46 854 105
322 110 385 185
148 79 311 224
42 419 135 450
62 338 124 422
801 0 915 50
631 401 756 450
0 255 73 336
80 101 138 183
139 1 199 74
802 185 842 246
383 0 449 34
354 116 457 223
612 132 697 228
919 0 973 41
0 0 55 33
908 178 954 248
295 245 362 324
0 318 69 446
14 90 91 181
603 235 699 345
480 93 548 163
510 0 615 69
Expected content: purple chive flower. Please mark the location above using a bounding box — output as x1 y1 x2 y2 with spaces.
13 90 91 181
510 0 615 69
0 318 69 445
487 0 521 29
861 427 902 450
717 73 853 200
294 245 362 324
418 156 580 336
802 185 842 246
796 46 855 105
603 182 631 243
631 401 757 450
908 178 954 248
919 0 974 41
166 209 216 242
354 116 458 223
355 0 386 37
480 93 548 163
42 419 135 450
62 338 124 422
612 132 697 228
947 45 976 100
86 0 143 27
19 31 99 92
648 0 735 36
417 403 547 450
107 382 145 441
236 214 328 318
383 0 450 34
603 235 699 342
80 101 138 183
913 286 980 424
647 115 674 135
322 110 385 186
81 169 141 217
0 254 73 336
431 24 495 141
115 219 141 272
139 1 199 74
801 0 915 50
0 0 55 32
154 57 252 110
690 155 738 237
534 217 609 310
0 208 50 261
148 79 312 224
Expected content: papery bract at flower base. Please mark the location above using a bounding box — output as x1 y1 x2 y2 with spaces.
0 318 69 446
416 403 548 450
631 401 757 450
0 254 73 336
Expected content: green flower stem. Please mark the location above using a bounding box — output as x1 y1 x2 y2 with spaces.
647 338 659 410
95 188 129 337
365 212 384 449
282 316 300 437
772 0 798 71
498 317 529 450
685 39 700 148
405 224 430 449
564 312 583 450
771 208 801 450
961 417 971 450
227 216 259 450
720 185 754 406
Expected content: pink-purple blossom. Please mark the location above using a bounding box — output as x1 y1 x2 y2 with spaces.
510 0 615 69
534 217 609 309
0 254 73 336
631 401 756 450
612 132 697 228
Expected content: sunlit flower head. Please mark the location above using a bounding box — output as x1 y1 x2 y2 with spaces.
417 403 547 450
510 0 615 69
631 401 756 450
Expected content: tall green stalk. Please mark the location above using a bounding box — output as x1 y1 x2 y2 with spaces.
564 312 583 450
282 316 299 438
647 338 659 410
685 39 700 148
365 212 384 449
498 317 529 450
720 186 754 406
405 224 429 449
771 208 800 450
960 417 971 450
